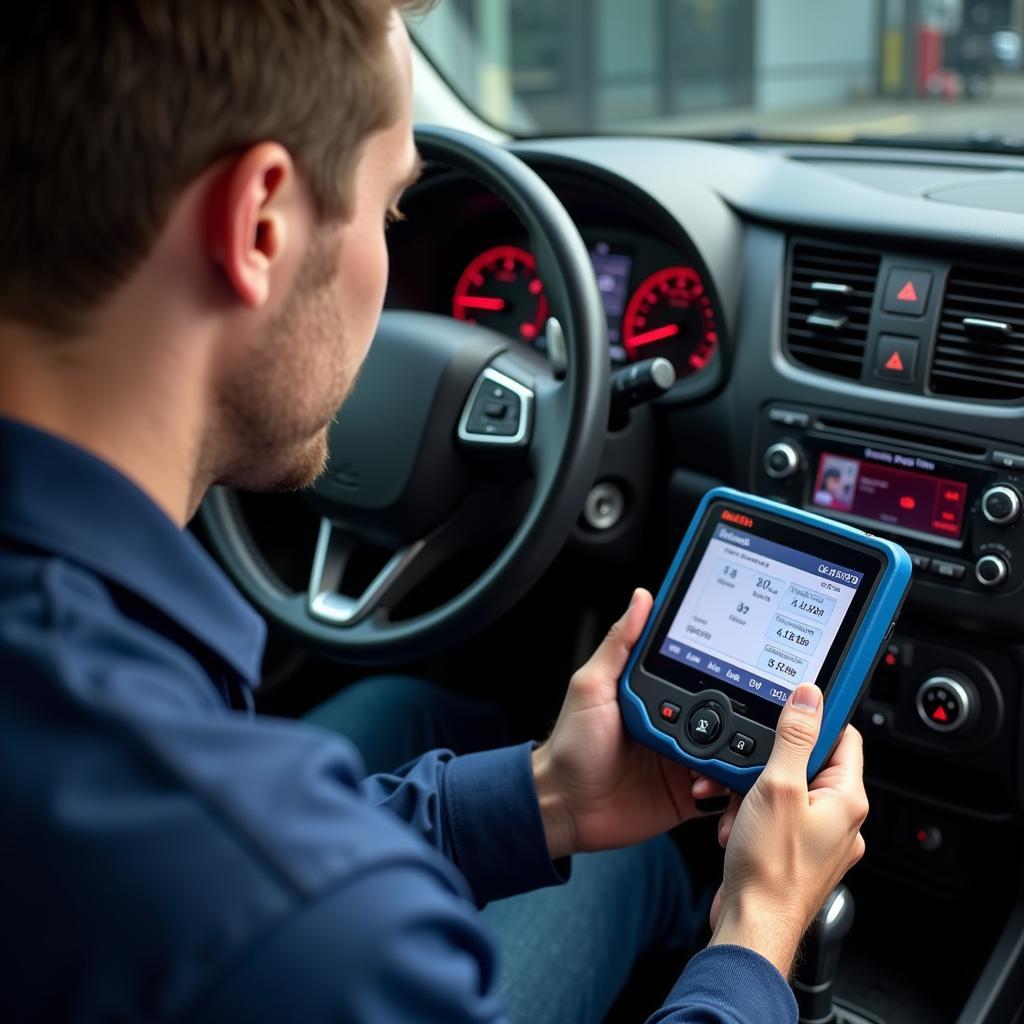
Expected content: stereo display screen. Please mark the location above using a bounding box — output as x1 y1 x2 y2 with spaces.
811 450 968 540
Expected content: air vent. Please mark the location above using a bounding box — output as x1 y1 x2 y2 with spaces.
785 241 880 380
931 266 1024 401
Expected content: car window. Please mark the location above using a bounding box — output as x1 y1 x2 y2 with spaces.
412 0 1024 149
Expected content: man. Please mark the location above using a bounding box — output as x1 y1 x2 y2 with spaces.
0 3 868 1021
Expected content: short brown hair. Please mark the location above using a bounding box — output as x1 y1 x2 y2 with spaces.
1 1 431 333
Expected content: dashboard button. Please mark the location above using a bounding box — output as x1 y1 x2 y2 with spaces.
991 450 1024 471
910 552 931 571
764 442 800 479
687 704 723 746
929 558 966 580
873 335 919 383
768 408 810 428
728 732 755 757
883 268 933 316
975 554 1009 588
981 485 1022 526
916 675 973 733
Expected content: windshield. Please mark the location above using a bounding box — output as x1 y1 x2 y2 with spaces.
412 0 1024 148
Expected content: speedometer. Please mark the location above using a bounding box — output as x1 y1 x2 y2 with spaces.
452 245 548 342
622 266 719 377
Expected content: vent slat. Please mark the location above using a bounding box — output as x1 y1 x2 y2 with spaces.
784 241 879 380
930 267 1024 401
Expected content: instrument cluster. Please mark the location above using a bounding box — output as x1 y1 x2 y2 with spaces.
450 236 720 380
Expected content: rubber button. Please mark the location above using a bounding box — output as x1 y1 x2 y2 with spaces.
729 732 756 757
658 701 680 725
687 704 723 746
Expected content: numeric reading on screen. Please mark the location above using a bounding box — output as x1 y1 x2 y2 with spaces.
658 516 863 708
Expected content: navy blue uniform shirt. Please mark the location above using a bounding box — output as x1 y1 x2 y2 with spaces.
0 416 796 1022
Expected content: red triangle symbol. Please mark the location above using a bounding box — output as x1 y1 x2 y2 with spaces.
884 351 904 372
897 281 918 302
932 705 949 722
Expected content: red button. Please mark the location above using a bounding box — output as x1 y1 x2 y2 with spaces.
659 701 681 724
896 280 918 303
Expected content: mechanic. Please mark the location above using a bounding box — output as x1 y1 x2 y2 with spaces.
0 3 868 1022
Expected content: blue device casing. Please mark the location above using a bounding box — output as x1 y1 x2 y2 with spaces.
618 487 913 792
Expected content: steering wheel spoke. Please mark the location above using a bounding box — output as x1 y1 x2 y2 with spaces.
307 519 430 627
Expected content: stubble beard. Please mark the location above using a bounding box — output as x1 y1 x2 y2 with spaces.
213 232 356 494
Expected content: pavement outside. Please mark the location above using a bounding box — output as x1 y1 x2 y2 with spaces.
613 72 1024 145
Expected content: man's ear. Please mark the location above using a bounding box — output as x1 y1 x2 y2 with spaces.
209 142 296 308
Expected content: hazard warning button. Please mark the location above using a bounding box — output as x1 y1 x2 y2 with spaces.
883 267 933 316
873 334 919 384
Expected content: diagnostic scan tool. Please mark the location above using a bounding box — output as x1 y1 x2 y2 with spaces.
619 488 912 791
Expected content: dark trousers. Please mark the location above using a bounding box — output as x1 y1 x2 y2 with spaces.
307 676 708 1024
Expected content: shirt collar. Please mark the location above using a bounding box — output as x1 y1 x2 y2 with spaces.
0 416 266 686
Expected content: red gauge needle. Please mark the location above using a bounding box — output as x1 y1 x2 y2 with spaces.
628 323 680 348
455 295 506 311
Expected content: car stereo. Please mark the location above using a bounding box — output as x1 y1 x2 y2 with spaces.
756 405 1024 594
619 488 911 791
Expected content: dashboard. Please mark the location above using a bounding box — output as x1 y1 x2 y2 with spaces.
384 137 1024 1023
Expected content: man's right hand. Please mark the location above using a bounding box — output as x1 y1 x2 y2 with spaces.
707 683 868 977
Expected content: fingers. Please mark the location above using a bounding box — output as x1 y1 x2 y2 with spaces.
691 775 728 800
577 588 653 682
717 792 741 847
760 683 823 795
813 724 864 789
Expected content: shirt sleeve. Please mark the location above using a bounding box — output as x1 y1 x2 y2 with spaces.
359 741 568 904
181 861 512 1024
646 945 798 1024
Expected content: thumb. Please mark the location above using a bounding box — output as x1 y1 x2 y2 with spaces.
579 588 653 681
761 683 823 790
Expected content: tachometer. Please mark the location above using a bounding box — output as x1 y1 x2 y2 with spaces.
622 266 718 377
452 245 548 342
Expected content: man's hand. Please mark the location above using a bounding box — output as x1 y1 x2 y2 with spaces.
531 588 727 860
708 684 868 977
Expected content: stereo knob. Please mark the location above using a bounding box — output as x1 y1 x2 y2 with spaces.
916 674 975 733
764 442 800 480
981 485 1022 526
975 554 1009 588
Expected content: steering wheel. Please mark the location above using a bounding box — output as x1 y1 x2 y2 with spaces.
200 126 609 664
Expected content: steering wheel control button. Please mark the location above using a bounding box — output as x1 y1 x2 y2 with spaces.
975 553 1010 588
728 732 755 757
916 676 972 733
981 485 1022 526
873 335 919 383
458 367 533 446
883 268 933 316
929 558 966 581
582 482 625 531
658 701 681 725
687 704 723 746
764 442 800 480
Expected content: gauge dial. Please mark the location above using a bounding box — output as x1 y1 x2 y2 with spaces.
622 266 718 376
452 245 548 343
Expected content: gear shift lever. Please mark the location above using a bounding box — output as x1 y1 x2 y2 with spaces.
794 884 855 1024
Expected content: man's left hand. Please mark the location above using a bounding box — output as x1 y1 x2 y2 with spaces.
531 588 728 860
